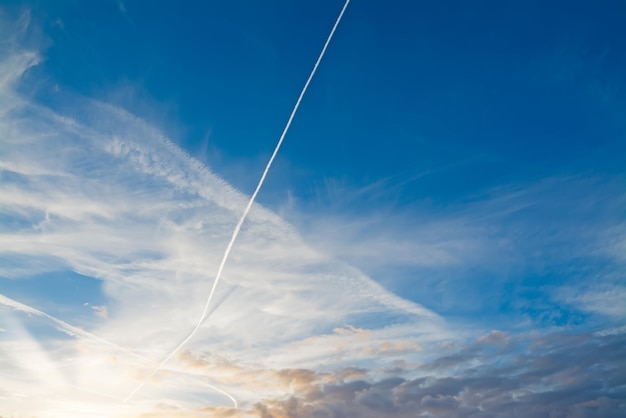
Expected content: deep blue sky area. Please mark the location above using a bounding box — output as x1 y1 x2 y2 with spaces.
16 0 626 207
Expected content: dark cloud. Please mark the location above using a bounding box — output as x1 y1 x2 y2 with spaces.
253 328 626 418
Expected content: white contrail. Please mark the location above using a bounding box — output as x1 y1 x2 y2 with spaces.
0 294 238 405
199 380 239 409
0 293 142 359
124 0 351 403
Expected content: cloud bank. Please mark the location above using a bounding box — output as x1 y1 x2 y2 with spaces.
251 329 626 418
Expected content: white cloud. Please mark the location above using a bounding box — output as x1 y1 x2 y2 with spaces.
91 305 109 319
559 284 626 318
0 42 444 417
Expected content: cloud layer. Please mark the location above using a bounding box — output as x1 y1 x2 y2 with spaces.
251 329 626 418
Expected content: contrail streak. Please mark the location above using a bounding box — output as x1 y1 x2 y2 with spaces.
0 293 239 406
0 293 142 359
124 0 351 403
200 381 239 409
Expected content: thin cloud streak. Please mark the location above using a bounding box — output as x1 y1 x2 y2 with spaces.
0 294 241 408
0 293 142 360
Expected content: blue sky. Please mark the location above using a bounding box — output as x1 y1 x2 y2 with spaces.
0 1 625 417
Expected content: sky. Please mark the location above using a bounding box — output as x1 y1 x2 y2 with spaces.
0 0 625 417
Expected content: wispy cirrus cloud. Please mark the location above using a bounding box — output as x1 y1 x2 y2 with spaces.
0 18 442 417
286 172 626 326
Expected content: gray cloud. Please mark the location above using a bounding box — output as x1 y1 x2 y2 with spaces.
252 328 626 418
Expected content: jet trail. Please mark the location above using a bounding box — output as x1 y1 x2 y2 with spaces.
0 293 239 406
124 0 351 403
0 293 141 359
200 381 239 409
